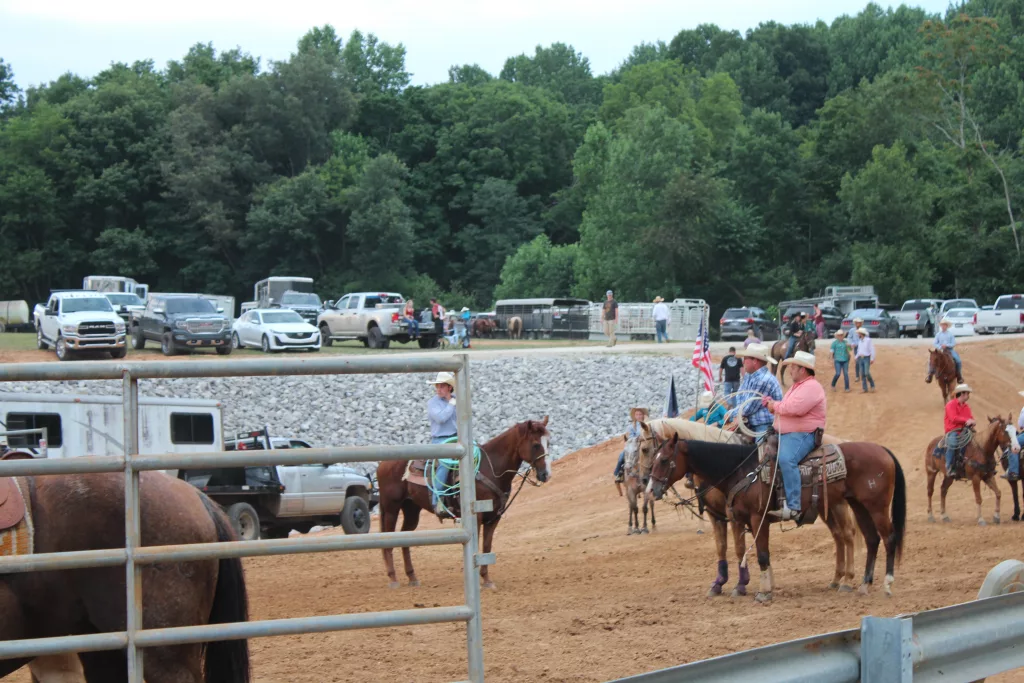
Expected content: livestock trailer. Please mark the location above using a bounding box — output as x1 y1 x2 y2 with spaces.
493 298 592 339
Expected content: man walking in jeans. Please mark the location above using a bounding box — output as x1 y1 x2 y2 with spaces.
602 290 619 347
719 347 742 409
652 296 670 343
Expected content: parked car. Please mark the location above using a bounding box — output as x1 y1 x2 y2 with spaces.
277 290 322 324
719 307 779 341
36 291 128 361
840 308 900 338
781 305 844 337
974 294 1024 334
891 299 941 338
942 307 979 337
130 294 232 356
318 292 438 349
232 309 320 352
939 298 979 316
104 292 146 323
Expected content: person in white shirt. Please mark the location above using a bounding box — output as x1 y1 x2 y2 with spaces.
652 296 670 343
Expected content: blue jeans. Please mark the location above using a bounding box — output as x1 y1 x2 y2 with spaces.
778 432 816 512
404 317 420 338
856 357 874 391
723 381 740 409
431 435 456 507
832 360 849 390
1010 434 1024 478
945 431 961 474
614 450 626 477
785 335 798 358
655 320 668 343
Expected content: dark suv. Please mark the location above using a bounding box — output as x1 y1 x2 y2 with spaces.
781 305 844 337
719 307 779 341
130 295 233 356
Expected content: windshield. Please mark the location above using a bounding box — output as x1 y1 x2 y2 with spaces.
63 297 114 313
849 309 882 318
722 309 751 319
105 294 144 306
946 309 974 318
262 311 304 324
901 301 934 311
280 292 320 307
995 296 1024 310
165 298 216 314
365 295 404 307
943 300 975 310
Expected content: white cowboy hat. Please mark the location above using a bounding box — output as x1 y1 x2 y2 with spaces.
697 391 714 408
460 307 470 312
782 350 816 371
427 372 456 389
954 383 972 395
834 329 846 338
939 317 952 326
653 296 664 303
856 327 869 336
736 342 777 365
853 317 864 324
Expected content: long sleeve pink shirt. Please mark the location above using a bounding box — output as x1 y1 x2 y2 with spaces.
773 376 827 433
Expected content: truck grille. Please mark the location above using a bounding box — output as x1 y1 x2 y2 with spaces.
78 321 116 336
185 319 225 334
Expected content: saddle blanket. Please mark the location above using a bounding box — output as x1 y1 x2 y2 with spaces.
0 479 33 557
760 443 848 486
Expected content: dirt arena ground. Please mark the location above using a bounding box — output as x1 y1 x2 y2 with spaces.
6 338 1024 681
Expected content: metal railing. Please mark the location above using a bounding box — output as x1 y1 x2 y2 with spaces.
588 300 708 342
0 427 48 456
0 355 486 683
611 560 1024 683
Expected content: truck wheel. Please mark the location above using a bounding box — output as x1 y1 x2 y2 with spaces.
131 327 146 350
161 332 177 356
227 503 260 541
215 344 232 356
340 496 371 534
319 324 333 347
36 327 48 350
368 326 386 349
261 335 272 353
55 336 73 361
110 346 127 359
417 337 435 349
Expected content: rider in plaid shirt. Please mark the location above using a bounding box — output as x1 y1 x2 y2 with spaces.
724 343 783 431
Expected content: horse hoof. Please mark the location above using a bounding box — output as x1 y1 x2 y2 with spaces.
978 519 987 527
858 585 869 596
754 592 772 604
838 585 855 594
827 582 840 591
942 515 952 523
483 581 497 591
707 586 723 598
731 587 747 598
408 580 420 588
627 529 635 536
388 581 401 590
993 515 1001 525
927 514 936 523
1013 513 1020 522
640 528 649 535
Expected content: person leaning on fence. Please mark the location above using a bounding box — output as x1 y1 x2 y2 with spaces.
943 383 976 477
614 407 648 485
719 347 742 408
829 329 851 393
854 327 876 393
426 372 459 516
653 296 670 343
602 290 619 347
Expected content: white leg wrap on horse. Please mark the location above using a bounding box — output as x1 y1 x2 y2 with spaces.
760 570 770 594
884 574 894 596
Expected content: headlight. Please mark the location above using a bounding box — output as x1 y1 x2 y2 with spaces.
175 320 189 329
61 324 77 334
114 322 125 333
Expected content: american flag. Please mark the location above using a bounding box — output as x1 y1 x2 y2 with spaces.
692 308 715 393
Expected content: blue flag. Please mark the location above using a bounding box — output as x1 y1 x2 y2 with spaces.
665 375 679 418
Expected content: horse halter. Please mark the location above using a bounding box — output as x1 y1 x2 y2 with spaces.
649 441 677 488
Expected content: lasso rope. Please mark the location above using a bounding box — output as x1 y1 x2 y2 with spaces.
425 437 483 517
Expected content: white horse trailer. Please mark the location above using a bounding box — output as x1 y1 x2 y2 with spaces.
0 392 223 477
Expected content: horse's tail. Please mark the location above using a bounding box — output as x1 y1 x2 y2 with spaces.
885 447 907 564
199 494 252 683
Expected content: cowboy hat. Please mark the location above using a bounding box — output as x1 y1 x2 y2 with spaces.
697 391 714 409
653 296 664 303
460 307 470 312
427 372 456 388
629 407 650 419
736 342 777 365
856 327 869 336
939 317 952 326
834 329 846 338
782 350 816 371
853 317 864 324
954 383 972 395
606 290 614 296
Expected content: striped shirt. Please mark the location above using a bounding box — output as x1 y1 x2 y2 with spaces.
725 366 782 427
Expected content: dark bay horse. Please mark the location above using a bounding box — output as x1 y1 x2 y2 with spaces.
646 419 858 597
771 333 815 386
925 416 1017 525
649 436 906 603
0 469 250 683
377 417 551 590
929 348 958 403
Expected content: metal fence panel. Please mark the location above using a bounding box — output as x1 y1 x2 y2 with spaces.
588 300 708 342
0 355 485 683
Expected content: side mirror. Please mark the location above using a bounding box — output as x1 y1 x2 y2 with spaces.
46 310 56 317
153 308 165 316
326 300 334 308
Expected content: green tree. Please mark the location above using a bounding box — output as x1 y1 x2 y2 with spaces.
500 43 602 108
495 235 578 300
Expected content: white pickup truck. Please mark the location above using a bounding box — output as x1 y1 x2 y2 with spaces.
35 291 128 361
317 291 439 349
974 294 1024 335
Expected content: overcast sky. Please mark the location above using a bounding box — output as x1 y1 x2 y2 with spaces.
2 0 952 90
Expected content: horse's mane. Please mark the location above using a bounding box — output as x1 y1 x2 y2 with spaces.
649 418 739 444
681 440 758 483
973 418 1005 456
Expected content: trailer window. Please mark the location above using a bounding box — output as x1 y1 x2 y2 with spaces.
170 413 215 445
5 413 62 447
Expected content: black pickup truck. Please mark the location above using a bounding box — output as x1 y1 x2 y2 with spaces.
130 294 233 356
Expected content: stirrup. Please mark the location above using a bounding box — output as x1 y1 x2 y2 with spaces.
768 505 799 521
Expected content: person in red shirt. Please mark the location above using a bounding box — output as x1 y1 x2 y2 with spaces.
943 383 976 476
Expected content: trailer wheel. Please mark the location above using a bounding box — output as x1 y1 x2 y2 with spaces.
227 503 261 541
340 496 371 534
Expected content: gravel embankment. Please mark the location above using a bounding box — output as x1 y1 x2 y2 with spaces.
2 355 698 462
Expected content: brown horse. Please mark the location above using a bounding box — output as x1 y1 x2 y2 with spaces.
0 468 250 683
770 332 815 386
925 416 1017 525
646 419 858 597
649 435 906 602
621 430 656 535
377 418 551 590
506 317 523 340
929 348 958 402
1002 447 1024 522
472 318 497 338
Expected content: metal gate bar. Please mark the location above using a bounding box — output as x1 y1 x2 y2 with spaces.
0 354 486 683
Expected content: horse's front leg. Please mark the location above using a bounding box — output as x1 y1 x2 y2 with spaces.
480 516 499 590
1012 480 1021 522
751 516 773 604
983 475 1001 525
972 477 986 526
647 490 656 531
708 518 729 597
939 475 954 522
640 496 649 534
731 519 750 598
926 467 937 523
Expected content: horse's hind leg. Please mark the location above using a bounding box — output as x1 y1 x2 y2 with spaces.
824 504 852 592
1012 480 1021 521
400 501 423 586
983 476 1001 525
972 477 987 526
848 500 880 595
379 500 402 589
926 467 937 522
864 500 898 597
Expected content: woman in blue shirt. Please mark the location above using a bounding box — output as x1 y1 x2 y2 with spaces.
614 407 648 486
690 391 726 427
926 318 964 384
427 372 459 516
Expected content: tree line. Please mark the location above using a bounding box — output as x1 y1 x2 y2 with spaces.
1 2 1022 319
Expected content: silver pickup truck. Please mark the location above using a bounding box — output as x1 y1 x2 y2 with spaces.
317 291 439 349
892 298 941 338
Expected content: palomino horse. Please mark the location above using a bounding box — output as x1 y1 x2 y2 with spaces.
925 416 1017 525
507 317 523 340
929 348 958 403
649 435 906 602
770 333 815 386
621 431 656 535
377 417 551 590
0 467 250 683
646 419 858 597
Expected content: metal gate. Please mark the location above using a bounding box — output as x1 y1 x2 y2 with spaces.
588 299 708 342
0 354 486 682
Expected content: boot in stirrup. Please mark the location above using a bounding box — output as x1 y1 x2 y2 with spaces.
768 503 799 521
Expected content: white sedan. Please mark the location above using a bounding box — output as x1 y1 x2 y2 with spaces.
943 307 979 337
232 309 321 352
